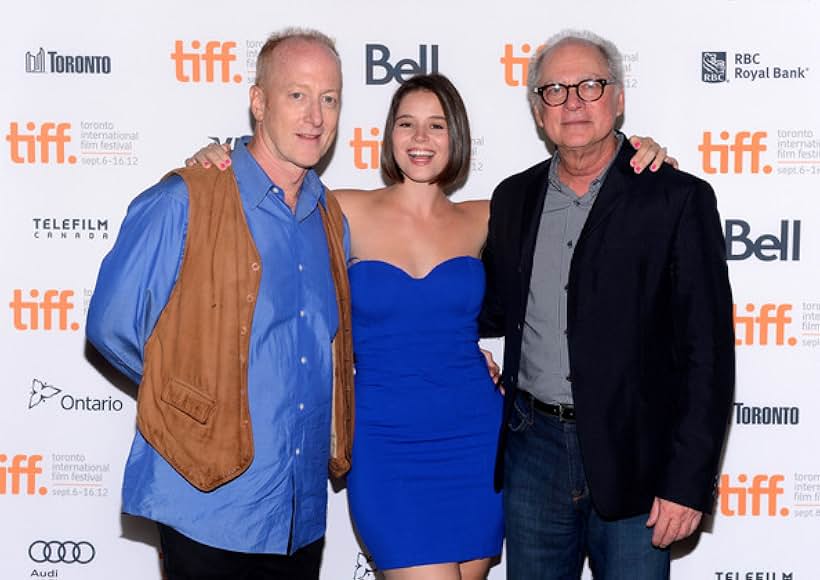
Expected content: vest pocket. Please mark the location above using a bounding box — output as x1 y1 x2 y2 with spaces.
161 378 216 425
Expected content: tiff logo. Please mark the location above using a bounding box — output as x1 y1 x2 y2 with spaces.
9 289 80 331
0 454 47 496
719 474 788 517
500 43 541 87
26 48 46 73
171 41 242 83
6 122 76 164
699 131 771 175
734 303 797 346
350 127 382 169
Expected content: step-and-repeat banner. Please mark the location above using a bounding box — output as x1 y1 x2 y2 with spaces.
3 1 819 579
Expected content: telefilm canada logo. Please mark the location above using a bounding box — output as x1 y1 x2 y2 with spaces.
25 47 111 74
701 51 809 83
28 378 124 413
33 217 109 241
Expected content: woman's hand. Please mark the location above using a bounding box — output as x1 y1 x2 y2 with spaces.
481 348 501 387
627 135 679 173
185 142 232 170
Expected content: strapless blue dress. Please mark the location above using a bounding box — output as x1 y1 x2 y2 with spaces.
346 256 503 570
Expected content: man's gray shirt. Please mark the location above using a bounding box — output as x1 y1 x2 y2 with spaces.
519 134 624 405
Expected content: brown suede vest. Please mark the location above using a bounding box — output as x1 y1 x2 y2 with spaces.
137 165 353 492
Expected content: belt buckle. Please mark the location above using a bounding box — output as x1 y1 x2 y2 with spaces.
557 402 573 422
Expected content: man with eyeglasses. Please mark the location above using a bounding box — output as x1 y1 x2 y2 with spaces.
480 30 734 579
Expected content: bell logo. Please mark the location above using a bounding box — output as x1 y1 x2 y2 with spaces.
350 127 382 170
719 474 788 517
698 131 771 174
500 43 542 87
6 122 76 164
9 289 80 331
734 303 796 346
725 219 801 261
365 44 439 85
0 454 47 496
171 40 242 83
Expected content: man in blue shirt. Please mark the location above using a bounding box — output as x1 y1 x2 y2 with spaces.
87 28 345 579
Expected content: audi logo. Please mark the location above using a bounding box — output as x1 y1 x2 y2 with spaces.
29 540 96 564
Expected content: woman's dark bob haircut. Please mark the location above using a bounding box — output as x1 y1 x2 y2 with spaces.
380 74 471 191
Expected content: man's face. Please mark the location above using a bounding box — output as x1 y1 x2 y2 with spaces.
532 41 623 153
250 39 342 172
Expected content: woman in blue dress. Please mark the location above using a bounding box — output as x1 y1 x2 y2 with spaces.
334 75 504 579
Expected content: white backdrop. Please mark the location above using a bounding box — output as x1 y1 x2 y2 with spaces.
3 1 819 579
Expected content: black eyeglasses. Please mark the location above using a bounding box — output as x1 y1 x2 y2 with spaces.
533 78 616 107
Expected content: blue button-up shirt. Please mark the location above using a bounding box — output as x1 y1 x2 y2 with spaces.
87 138 342 554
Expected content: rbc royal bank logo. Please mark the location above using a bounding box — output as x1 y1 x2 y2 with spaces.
702 52 727 83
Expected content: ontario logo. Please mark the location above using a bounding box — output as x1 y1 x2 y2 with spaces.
28 379 124 413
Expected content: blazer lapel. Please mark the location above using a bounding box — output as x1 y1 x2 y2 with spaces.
578 144 634 244
519 159 551 271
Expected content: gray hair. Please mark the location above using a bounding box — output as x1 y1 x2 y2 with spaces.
526 30 624 109
255 27 341 88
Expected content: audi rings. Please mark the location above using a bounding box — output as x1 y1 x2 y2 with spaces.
29 540 95 564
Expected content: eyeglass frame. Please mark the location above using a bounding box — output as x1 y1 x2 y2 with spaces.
532 78 618 107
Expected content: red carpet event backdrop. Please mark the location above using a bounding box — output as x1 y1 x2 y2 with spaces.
3 1 819 579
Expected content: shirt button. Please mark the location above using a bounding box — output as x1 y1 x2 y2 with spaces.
299 309 306 318
240 326 248 335
564 284 569 291
246 294 254 302
272 187 280 194
563 328 568 335
567 240 573 247
574 200 581 206
298 403 305 411
251 262 260 271
566 374 573 382
295 448 301 456
300 356 308 365
298 264 304 272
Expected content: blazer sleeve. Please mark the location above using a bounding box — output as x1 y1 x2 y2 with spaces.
479 186 506 338
658 178 735 513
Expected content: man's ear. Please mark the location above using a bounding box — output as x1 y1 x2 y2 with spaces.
249 84 265 122
532 104 545 129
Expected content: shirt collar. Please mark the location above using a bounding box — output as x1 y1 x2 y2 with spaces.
548 132 625 198
232 136 327 219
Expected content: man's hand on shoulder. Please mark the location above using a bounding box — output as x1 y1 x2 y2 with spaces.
645 496 703 548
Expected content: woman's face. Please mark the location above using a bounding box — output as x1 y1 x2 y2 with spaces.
390 89 450 184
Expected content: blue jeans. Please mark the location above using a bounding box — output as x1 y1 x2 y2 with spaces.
504 392 669 580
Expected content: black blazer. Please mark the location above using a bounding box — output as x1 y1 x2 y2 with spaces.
480 142 735 518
